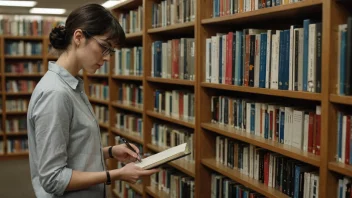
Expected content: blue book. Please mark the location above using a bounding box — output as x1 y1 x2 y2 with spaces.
219 36 223 83
250 103 255 134
259 33 267 88
279 108 285 144
303 19 311 91
278 31 285 90
265 111 269 139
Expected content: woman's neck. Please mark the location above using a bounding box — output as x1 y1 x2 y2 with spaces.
55 51 81 77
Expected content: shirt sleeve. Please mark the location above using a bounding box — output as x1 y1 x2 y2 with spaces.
30 90 73 196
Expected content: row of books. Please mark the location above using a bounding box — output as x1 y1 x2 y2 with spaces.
5 117 27 133
212 0 302 18
6 80 37 93
211 96 321 155
0 15 66 36
117 83 143 108
336 111 352 164
6 99 28 112
7 139 28 153
215 135 319 197
154 89 195 121
5 41 42 56
92 104 109 124
115 135 144 154
338 176 352 198
152 0 196 28
211 173 265 198
94 61 109 75
150 166 195 197
88 83 109 101
115 112 144 138
115 47 143 76
152 38 195 80
337 18 352 96
118 6 143 34
151 122 195 163
5 61 44 74
205 20 322 93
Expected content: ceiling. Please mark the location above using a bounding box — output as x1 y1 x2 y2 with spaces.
0 0 110 16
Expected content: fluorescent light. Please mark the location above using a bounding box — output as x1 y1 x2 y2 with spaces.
0 1 37 7
29 8 66 15
102 0 125 8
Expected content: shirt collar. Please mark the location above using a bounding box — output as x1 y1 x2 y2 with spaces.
48 61 79 90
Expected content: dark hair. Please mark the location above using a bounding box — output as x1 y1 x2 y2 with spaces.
49 3 125 50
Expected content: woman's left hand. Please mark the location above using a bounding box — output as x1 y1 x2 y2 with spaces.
111 144 140 163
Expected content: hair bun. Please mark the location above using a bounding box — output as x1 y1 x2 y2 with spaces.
49 25 67 50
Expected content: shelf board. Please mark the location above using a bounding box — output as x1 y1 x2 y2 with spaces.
126 182 143 195
330 94 352 105
126 31 143 41
6 111 27 115
47 56 58 60
6 92 32 96
201 123 320 167
146 77 195 86
4 55 43 60
111 101 143 114
148 21 194 34
88 97 109 105
111 127 144 145
146 110 195 129
6 132 27 136
201 82 322 101
112 189 120 198
6 152 29 156
111 75 143 81
146 186 169 198
147 143 195 177
5 73 43 77
201 0 322 25
110 0 142 10
86 74 109 78
3 35 43 40
99 122 109 129
202 158 289 198
329 162 352 177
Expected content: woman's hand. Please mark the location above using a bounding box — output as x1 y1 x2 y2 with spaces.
111 144 140 163
110 163 160 184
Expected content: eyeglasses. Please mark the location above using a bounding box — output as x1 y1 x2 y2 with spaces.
83 30 116 56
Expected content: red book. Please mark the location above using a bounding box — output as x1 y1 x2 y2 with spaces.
244 35 250 86
179 92 184 119
308 112 315 153
172 39 179 79
315 106 321 156
264 153 270 186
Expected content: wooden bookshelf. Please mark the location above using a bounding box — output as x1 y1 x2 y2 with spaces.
6 111 28 115
201 82 322 101
99 122 109 129
146 110 195 129
330 94 352 105
111 127 144 145
3 35 44 40
4 55 43 60
110 0 142 10
202 158 290 198
111 75 143 81
126 182 143 195
111 101 143 114
329 162 352 178
5 73 44 77
126 32 143 41
86 74 109 78
6 132 28 137
146 77 195 86
87 97 109 105
6 92 33 96
147 144 196 177
147 21 195 34
201 123 321 167
112 189 120 198
145 186 170 198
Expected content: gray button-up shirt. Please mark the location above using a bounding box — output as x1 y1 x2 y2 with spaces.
27 62 106 197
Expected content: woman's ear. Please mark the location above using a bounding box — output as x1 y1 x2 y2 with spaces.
72 29 85 48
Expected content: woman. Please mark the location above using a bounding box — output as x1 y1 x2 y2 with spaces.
27 3 158 198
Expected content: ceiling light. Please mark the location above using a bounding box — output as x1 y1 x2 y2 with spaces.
29 8 66 15
0 1 37 7
102 0 125 8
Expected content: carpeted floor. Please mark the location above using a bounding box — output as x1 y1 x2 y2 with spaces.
0 158 113 198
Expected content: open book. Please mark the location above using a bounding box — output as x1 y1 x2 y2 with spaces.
134 143 191 170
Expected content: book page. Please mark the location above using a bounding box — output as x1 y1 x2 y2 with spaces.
134 143 190 169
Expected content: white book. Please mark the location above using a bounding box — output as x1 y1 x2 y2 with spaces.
255 103 261 137
211 36 218 83
246 102 252 134
270 33 279 89
167 40 172 78
342 115 347 163
303 113 309 151
206 38 211 82
292 109 304 149
162 42 167 78
308 24 317 92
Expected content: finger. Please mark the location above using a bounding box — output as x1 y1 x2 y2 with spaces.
122 147 138 159
129 144 140 154
139 168 161 176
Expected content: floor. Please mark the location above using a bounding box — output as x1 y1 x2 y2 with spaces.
0 157 113 198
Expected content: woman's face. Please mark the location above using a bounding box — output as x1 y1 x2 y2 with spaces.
76 32 115 74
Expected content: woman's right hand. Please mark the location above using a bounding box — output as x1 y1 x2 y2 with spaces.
111 163 160 184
